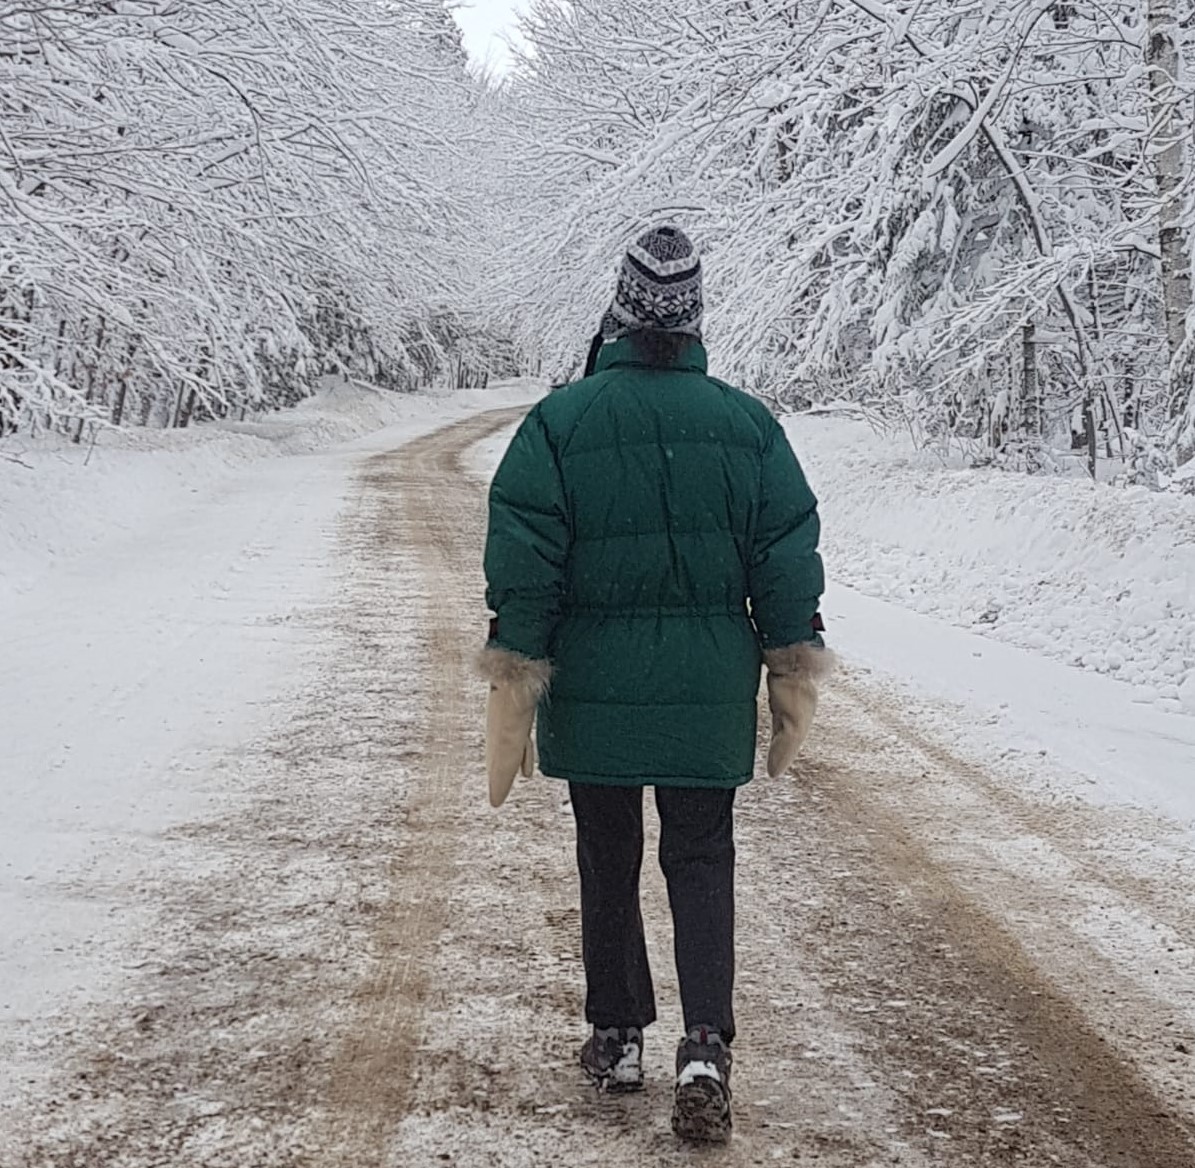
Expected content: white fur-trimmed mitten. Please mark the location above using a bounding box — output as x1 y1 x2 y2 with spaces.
763 643 836 778
477 646 552 808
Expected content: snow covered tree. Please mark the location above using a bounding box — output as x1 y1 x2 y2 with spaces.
6 0 1192 482
1147 0 1193 461
489 0 1195 480
0 0 488 437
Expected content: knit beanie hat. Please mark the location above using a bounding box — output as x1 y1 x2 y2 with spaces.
603 226 703 340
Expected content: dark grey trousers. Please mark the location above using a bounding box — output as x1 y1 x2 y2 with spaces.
569 783 736 1042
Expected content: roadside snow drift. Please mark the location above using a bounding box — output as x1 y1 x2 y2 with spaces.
786 414 1195 715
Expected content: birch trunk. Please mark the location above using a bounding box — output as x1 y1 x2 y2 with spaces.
1148 1 1192 440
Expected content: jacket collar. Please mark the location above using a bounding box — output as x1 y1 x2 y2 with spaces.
594 336 708 375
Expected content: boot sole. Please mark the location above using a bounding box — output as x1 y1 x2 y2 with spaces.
672 1077 732 1143
582 1067 645 1094
581 1060 645 1094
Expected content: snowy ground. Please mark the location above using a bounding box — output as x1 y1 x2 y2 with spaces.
0 382 538 1094
0 380 530 603
787 413 1195 715
2 392 1194 1166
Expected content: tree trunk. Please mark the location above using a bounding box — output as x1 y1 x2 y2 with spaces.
178 387 198 429
75 313 108 444
1083 390 1098 480
51 317 68 383
1022 322 1041 471
1077 339 1097 479
111 379 128 428
111 336 140 427
177 355 209 429
1148 2 1193 439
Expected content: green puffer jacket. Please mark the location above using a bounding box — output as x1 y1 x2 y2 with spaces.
484 337 824 789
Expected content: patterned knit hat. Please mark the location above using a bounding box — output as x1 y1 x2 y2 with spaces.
603 226 703 340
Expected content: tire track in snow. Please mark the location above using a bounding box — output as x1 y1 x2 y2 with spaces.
0 409 522 1168
771 672 1195 1166
353 414 911 1167
316 409 529 1165
855 671 1195 958
826 671 1195 1148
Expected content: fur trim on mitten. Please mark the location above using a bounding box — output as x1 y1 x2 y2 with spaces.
763 642 837 680
763 642 836 778
476 645 553 699
477 646 552 807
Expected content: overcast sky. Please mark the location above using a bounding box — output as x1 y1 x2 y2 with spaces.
452 0 524 74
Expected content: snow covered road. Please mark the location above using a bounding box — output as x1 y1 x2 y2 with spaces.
2 402 1194 1166
3 444 352 1028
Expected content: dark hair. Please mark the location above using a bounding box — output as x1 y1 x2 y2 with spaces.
628 329 690 368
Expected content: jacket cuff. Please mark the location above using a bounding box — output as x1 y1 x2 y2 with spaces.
763 642 837 679
476 645 553 701
756 610 826 651
486 604 556 663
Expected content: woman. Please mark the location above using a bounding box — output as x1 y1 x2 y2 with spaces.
479 226 829 1143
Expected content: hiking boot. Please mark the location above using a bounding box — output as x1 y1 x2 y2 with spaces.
579 1026 645 1092
671 1026 732 1142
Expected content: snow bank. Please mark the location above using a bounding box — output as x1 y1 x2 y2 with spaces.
0 380 537 603
786 414 1195 714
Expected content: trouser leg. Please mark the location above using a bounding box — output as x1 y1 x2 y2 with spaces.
569 783 657 1030
655 786 737 1042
